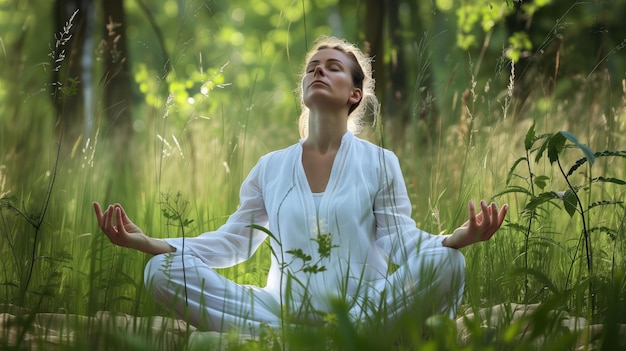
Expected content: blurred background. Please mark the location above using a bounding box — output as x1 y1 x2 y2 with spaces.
0 0 624 341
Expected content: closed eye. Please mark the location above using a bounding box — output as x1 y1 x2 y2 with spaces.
305 59 345 73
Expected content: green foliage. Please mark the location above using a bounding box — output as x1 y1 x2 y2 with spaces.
454 1 507 49
161 192 195 229
135 61 229 121
285 230 337 274
500 123 626 322
435 0 547 57
506 31 532 62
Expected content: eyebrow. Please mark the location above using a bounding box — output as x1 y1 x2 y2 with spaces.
307 58 345 66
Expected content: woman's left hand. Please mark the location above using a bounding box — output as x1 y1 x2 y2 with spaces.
443 200 508 249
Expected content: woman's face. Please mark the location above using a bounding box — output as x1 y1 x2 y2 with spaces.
302 48 362 114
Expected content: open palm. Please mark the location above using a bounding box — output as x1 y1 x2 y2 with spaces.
447 200 508 249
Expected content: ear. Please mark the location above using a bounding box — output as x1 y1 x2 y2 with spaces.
348 88 363 105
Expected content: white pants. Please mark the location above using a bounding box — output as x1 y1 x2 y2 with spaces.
144 246 465 334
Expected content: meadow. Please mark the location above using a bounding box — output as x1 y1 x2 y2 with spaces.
1 14 626 351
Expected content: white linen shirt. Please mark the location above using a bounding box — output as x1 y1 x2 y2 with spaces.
164 131 447 312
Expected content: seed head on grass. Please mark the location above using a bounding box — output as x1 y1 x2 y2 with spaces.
48 9 79 97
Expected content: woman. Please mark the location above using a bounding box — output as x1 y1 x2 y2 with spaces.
94 36 507 334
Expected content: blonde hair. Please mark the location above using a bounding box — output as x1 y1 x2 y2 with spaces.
298 36 379 138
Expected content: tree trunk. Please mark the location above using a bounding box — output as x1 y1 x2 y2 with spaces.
364 0 386 130
407 1 439 145
386 0 409 140
101 0 133 144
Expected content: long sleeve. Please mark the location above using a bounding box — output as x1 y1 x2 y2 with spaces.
373 150 445 264
164 159 269 268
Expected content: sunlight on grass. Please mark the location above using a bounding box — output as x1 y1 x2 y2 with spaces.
3 71 624 349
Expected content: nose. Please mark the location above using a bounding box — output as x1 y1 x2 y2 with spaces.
313 64 325 76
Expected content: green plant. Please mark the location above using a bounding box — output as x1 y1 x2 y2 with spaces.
160 192 195 306
499 121 626 321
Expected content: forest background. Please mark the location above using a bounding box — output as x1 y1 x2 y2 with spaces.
1 0 625 350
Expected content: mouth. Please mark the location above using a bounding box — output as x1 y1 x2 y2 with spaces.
309 80 328 87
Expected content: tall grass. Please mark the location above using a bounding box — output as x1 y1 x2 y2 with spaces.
1 6 626 351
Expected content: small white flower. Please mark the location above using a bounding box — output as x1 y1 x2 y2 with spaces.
555 191 566 199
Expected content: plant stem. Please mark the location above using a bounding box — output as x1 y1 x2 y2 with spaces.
556 158 594 315
23 119 64 304
523 149 536 302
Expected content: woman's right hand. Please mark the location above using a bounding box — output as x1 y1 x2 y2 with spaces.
93 202 148 250
93 202 176 255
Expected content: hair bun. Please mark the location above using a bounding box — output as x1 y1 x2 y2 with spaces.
352 92 379 129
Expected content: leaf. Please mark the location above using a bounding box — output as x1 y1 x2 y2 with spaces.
524 192 560 212
314 232 336 258
534 135 550 163
286 249 311 262
506 222 530 234
569 150 626 176
508 267 560 294
303 264 326 273
524 120 536 151
505 156 528 185
493 185 532 198
0 195 18 206
248 224 283 263
567 156 588 176
562 189 577 217
591 177 626 186
559 131 595 166
161 208 176 220
533 175 550 190
247 224 281 245
547 132 566 164
596 150 626 157
113 295 139 303
588 200 624 211
588 226 618 241
503 320 524 343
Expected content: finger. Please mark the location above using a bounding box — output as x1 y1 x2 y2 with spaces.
104 205 118 234
480 200 489 213
490 202 499 226
93 202 103 221
468 200 477 228
114 204 129 224
499 204 509 225
103 205 113 229
101 205 110 230
93 202 107 230
479 200 490 226
115 207 128 235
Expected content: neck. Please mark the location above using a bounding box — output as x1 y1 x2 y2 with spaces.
305 110 348 153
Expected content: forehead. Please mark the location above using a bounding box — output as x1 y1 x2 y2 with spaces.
307 47 352 64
